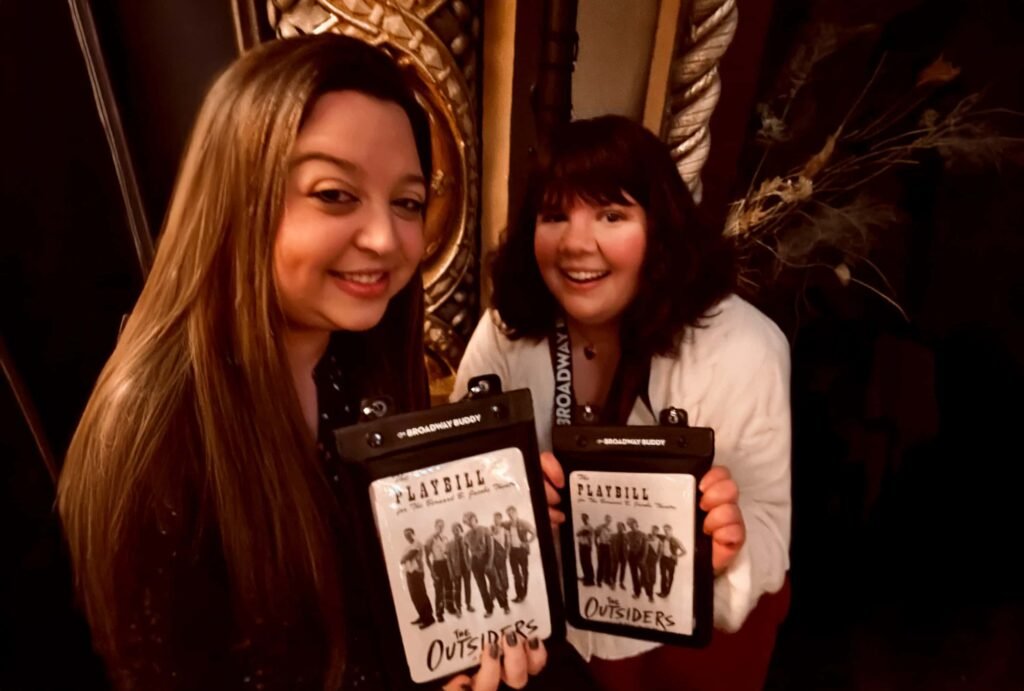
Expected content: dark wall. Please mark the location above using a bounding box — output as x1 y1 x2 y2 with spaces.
2 0 139 682
735 1 1024 688
1 1 238 686
703 0 777 217
89 0 239 235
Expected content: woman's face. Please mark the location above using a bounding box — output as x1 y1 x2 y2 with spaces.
533 195 647 330
274 90 426 334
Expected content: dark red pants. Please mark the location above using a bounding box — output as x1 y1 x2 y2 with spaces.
588 577 791 691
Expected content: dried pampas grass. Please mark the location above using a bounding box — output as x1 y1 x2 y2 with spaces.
730 49 1023 318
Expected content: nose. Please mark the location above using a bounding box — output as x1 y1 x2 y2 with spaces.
353 201 399 256
558 207 596 254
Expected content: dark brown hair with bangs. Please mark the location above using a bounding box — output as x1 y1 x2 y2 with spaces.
490 114 736 361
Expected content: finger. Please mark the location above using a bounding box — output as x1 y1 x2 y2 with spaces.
501 631 529 689
711 522 745 549
712 539 742 575
540 452 565 489
699 478 739 511
698 465 731 492
703 503 743 535
525 637 548 676
441 673 474 691
548 507 565 525
545 479 562 507
472 638 502 691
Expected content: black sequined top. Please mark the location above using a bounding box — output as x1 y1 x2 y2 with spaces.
108 343 389 690
314 347 386 690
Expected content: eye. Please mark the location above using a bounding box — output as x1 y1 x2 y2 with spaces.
601 209 627 223
310 188 358 205
392 197 426 217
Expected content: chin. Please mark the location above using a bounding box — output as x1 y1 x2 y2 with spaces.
562 305 613 327
330 307 389 332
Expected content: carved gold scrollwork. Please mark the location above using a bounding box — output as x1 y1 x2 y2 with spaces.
269 1 481 395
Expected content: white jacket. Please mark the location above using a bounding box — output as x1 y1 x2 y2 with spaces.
453 294 791 661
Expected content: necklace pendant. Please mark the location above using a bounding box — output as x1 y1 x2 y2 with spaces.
583 344 597 360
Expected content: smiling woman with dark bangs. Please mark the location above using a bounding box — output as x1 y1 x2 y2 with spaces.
487 116 734 372
454 115 792 691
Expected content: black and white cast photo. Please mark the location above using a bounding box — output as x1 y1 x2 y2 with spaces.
570 470 696 635
370 448 551 682
577 517 687 601
400 507 540 625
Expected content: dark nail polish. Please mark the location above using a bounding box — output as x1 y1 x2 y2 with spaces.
489 640 500 659
528 637 540 650
506 631 517 646
461 685 473 691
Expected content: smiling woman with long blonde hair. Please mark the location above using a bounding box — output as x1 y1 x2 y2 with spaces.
58 35 547 691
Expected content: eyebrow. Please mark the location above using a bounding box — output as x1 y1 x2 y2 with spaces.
290 151 427 188
290 152 360 173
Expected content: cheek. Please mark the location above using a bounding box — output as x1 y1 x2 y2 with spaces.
272 231 306 321
273 207 323 279
396 220 426 273
606 230 647 279
271 205 337 316
533 230 559 273
272 224 301 291
404 222 426 263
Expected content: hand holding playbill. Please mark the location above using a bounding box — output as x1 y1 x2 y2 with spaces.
697 466 746 574
439 627 548 691
540 451 567 525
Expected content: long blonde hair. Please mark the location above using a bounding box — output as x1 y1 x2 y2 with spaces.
58 35 431 687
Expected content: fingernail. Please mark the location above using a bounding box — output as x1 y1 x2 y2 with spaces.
461 685 473 691
489 640 500 659
506 631 517 646
528 637 540 650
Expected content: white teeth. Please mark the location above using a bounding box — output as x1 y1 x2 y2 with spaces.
563 270 609 282
336 271 385 284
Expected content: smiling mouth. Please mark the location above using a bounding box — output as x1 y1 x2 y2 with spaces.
329 270 387 284
560 269 610 284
